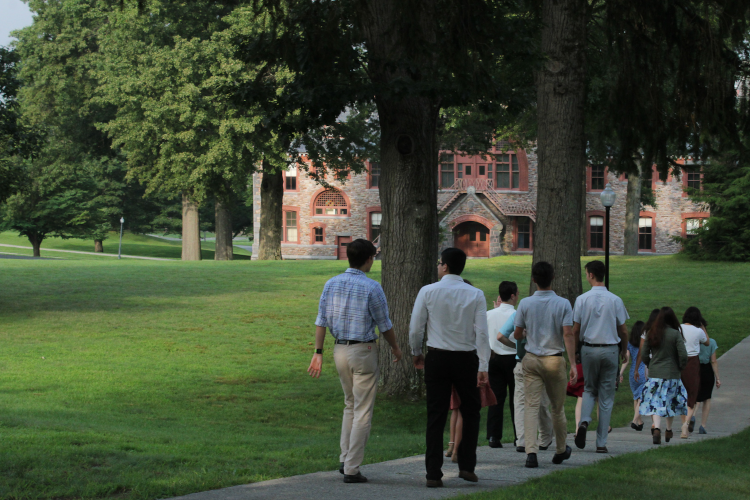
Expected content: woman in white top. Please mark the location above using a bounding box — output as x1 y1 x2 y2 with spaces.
679 307 710 439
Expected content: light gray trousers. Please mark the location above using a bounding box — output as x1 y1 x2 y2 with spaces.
581 345 620 447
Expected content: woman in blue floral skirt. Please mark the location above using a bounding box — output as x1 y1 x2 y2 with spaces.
619 321 647 431
639 307 689 445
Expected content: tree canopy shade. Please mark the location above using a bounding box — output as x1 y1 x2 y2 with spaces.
585 0 750 176
236 0 538 393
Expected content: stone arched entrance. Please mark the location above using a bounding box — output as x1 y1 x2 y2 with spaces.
453 221 490 257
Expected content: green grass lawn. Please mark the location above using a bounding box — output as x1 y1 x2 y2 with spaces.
0 231 252 260
455 427 750 500
0 255 747 499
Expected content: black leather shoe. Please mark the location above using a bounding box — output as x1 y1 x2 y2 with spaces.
525 453 538 468
575 421 588 449
343 472 368 483
596 446 608 453
552 445 572 464
426 478 443 488
516 446 525 453
488 437 503 448
339 462 344 474
539 441 552 451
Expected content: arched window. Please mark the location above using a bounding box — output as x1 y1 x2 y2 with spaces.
313 189 349 216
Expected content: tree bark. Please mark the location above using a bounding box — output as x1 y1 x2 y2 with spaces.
376 99 440 396
258 164 283 260
94 240 104 253
623 164 642 255
214 200 234 260
532 0 587 303
182 193 202 261
28 233 42 258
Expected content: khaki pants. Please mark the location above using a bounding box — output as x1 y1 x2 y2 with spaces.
334 343 379 475
522 353 568 454
514 361 554 447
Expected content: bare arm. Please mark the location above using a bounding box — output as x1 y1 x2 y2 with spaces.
619 349 630 382
308 325 328 378
563 325 577 384
380 328 403 362
497 333 516 348
711 351 721 388
513 326 525 340
701 325 710 346
618 323 629 360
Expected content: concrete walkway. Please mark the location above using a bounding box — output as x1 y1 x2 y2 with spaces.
170 336 750 500
0 244 172 261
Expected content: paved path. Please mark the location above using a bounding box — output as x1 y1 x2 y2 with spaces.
169 336 750 500
0 252 54 260
0 244 172 261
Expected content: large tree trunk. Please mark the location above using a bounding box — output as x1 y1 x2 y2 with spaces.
182 194 202 261
258 165 283 260
94 240 104 253
376 98 440 396
623 164 642 255
532 0 587 302
28 233 42 258
214 200 233 261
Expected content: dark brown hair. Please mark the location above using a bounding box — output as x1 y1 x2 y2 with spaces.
643 309 660 337
682 306 708 327
629 321 645 348
648 307 682 349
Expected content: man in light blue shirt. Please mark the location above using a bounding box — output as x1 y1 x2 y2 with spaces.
498 313 554 453
572 260 629 453
308 239 402 484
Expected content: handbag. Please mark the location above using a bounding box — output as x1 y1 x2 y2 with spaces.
480 384 498 407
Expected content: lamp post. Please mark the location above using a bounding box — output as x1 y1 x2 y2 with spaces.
118 217 124 260
600 183 617 289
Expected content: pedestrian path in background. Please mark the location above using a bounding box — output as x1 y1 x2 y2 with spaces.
0 244 172 261
169 336 750 500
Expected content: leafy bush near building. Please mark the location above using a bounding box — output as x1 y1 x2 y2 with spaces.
683 149 750 261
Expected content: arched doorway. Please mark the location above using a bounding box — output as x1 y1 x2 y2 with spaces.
453 221 490 257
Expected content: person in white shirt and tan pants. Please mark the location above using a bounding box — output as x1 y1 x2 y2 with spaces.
410 248 491 488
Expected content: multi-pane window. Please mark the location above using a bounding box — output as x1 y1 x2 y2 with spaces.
638 217 653 250
370 212 382 241
465 164 472 176
314 189 348 216
440 155 455 188
591 165 605 191
496 154 520 189
685 219 701 240
285 165 297 190
457 163 463 179
282 211 298 242
686 168 702 190
590 216 604 249
517 218 531 249
478 165 486 176
313 226 324 243
369 162 380 188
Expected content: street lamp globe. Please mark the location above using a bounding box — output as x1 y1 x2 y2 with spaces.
120 217 125 224
600 183 617 208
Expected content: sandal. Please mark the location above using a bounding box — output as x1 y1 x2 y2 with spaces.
681 422 689 439
445 442 454 457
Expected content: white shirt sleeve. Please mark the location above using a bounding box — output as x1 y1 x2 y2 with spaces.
474 291 490 372
409 287 429 356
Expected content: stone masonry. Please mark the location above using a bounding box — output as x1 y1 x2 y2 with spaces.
252 148 706 259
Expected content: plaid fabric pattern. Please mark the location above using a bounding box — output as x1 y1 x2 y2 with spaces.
315 268 393 341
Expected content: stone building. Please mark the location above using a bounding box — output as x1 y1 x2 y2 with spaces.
251 146 708 259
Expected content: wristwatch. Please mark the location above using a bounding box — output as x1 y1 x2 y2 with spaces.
315 348 323 354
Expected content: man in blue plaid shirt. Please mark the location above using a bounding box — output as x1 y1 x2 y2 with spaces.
308 239 402 484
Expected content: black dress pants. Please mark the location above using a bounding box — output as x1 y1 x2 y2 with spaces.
425 349 481 480
486 353 517 441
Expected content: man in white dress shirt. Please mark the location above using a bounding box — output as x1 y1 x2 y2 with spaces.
409 248 490 488
486 281 520 448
